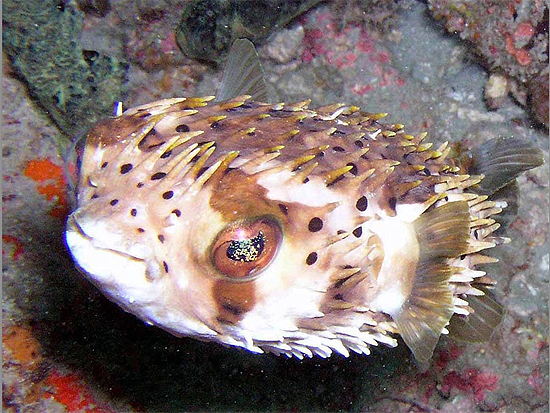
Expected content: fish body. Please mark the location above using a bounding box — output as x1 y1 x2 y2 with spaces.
65 41 542 362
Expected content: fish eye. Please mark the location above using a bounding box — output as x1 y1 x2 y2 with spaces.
212 218 282 281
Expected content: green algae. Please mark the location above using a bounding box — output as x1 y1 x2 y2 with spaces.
2 0 127 152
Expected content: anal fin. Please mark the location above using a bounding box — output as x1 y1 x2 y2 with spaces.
394 202 470 363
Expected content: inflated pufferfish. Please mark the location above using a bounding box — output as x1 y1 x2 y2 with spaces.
65 39 543 363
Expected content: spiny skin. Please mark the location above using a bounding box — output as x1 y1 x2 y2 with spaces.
66 95 505 361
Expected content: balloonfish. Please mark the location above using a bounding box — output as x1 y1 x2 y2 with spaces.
65 39 543 362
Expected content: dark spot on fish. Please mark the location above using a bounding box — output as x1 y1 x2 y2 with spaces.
136 182 144 188
172 209 181 217
101 161 108 169
163 261 169 273
334 293 344 301
210 121 221 129
356 196 368 211
316 151 325 158
420 167 431 176
352 227 363 238
137 228 145 233
308 217 323 232
443 196 449 202
303 177 310 183
221 302 244 316
278 203 288 215
110 199 119 206
306 252 318 265
176 124 190 133
388 197 397 212
333 129 346 136
120 163 133 174
354 140 364 148
190 154 201 163
332 146 345 152
460 255 466 260
90 194 99 199
246 130 255 136
158 234 165 243
130 208 137 217
163 190 174 199
337 229 346 235
160 150 172 159
346 162 358 176
147 128 158 136
151 172 167 180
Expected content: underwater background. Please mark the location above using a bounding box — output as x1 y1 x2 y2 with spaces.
3 0 548 411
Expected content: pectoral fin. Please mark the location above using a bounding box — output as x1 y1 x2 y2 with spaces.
394 202 470 363
448 286 504 342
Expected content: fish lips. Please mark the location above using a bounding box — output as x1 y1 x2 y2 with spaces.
65 213 158 294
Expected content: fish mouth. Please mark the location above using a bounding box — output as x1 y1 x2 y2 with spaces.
66 214 146 263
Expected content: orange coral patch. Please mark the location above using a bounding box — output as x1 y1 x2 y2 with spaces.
2 325 42 368
23 158 69 218
46 371 112 412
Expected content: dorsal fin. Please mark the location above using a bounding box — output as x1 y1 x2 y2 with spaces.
393 201 470 363
469 137 543 195
216 38 270 103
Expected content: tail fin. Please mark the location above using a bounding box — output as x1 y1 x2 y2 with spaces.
468 137 543 195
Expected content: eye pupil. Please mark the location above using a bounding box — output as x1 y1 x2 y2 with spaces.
226 231 265 262
212 219 281 280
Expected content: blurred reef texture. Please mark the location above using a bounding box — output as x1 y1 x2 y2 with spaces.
429 0 549 127
2 0 127 147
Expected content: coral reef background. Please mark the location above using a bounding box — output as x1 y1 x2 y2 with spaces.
3 0 548 411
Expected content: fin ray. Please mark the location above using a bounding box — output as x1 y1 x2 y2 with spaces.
216 38 270 103
469 137 543 195
394 202 471 363
448 286 504 342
